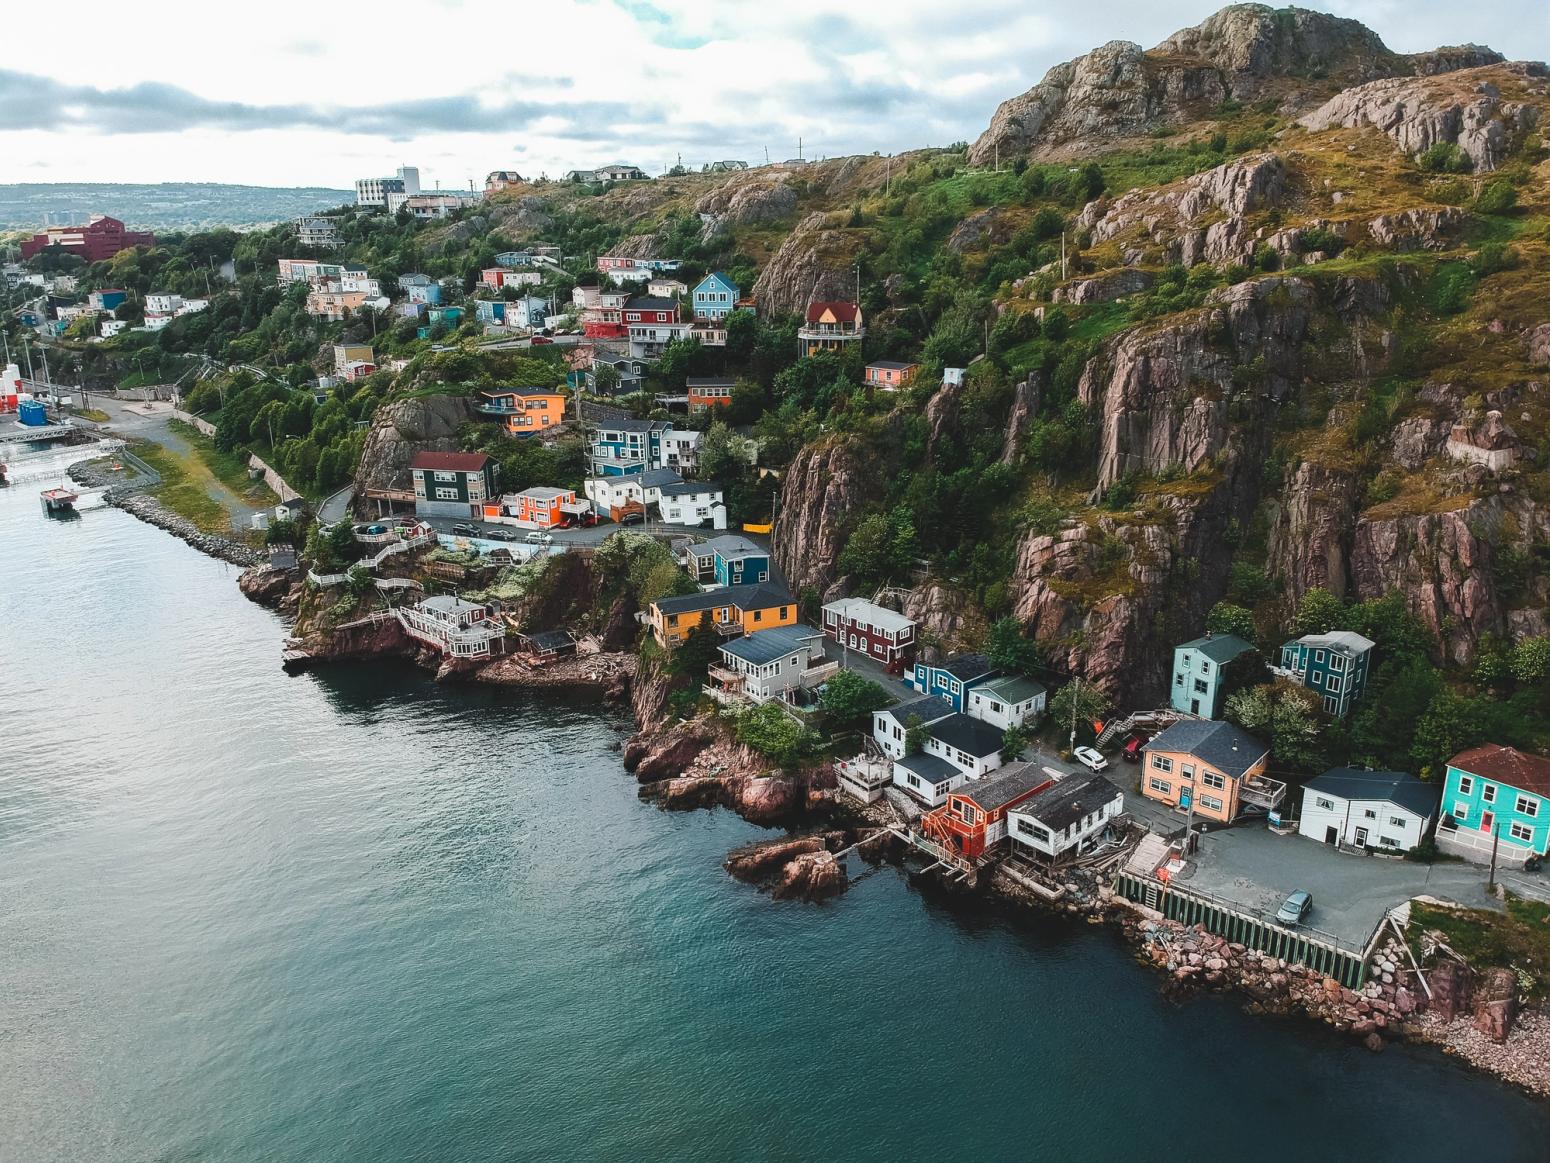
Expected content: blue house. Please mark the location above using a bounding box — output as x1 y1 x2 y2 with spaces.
1437 744 1550 863
908 654 998 712
692 272 739 321
1171 633 1256 719
686 535 770 587
475 299 508 325
588 417 674 477
1278 630 1374 717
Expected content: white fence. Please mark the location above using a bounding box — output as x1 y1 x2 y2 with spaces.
170 408 218 438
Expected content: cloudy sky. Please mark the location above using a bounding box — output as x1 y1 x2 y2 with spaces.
3 0 1546 189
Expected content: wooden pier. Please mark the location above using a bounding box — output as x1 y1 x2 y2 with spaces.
39 487 79 513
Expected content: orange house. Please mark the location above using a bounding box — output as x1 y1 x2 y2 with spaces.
480 386 566 435
648 583 797 648
687 377 734 410
495 486 586 528
1140 720 1274 823
864 361 919 390
921 763 1054 861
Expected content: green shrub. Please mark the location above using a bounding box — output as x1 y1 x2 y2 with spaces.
1473 180 1518 215
1418 142 1471 174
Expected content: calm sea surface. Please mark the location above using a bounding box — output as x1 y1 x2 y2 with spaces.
2 463 1548 1162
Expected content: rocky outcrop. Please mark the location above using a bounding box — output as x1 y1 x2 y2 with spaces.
1527 324 1550 367
724 834 848 901
947 207 1017 254
904 580 988 657
751 212 858 317
624 718 715 781
1300 62 1543 171
1001 372 1043 465
238 564 298 608
1409 46 1505 77
487 196 553 237
1366 207 1466 250
1472 967 1519 1042
774 850 846 900
970 5 1406 164
1265 461 1362 606
774 438 884 597
694 173 798 238
351 393 476 505
1053 269 1154 304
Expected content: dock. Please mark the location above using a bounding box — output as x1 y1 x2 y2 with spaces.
40 487 78 513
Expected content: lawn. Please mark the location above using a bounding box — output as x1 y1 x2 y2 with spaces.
1410 896 1550 1000
167 419 279 506
128 438 236 535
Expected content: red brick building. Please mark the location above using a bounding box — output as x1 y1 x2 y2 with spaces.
20 216 155 262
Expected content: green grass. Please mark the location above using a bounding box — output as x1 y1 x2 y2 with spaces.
1411 896 1550 1000
116 370 162 389
74 408 110 423
128 439 233 534
167 419 279 505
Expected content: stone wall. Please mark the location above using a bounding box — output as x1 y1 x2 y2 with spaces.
247 452 301 502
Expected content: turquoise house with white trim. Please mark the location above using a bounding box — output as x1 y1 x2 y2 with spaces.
692 272 739 321
1171 632 1255 719
1436 744 1550 863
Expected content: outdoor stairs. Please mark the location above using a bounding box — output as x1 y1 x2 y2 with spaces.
1097 708 1190 749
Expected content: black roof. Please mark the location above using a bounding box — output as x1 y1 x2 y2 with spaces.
521 629 575 652
1303 767 1441 817
653 581 793 616
638 468 684 488
895 753 960 783
626 295 679 310
881 697 953 727
938 653 995 681
1013 773 1124 831
958 762 1053 811
686 377 735 388
659 480 720 497
929 713 1005 758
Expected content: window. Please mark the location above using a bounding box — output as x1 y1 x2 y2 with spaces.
435 488 458 500
1518 796 1539 817
1202 771 1225 790
1510 822 1534 844
1453 803 1469 821
1389 816 1407 828
1315 650 1326 663
1152 756 1173 773
1181 764 1195 780
1380 835 1400 848
1363 809 1376 819
1193 679 1208 695
1016 819 1050 843
434 471 456 482
1323 696 1338 713
958 803 978 825
1175 674 1184 687
1331 654 1347 671
1327 676 1342 693
1148 777 1172 795
1309 671 1323 687
1199 795 1224 813
1483 784 1496 804
1457 775 1473 795
1316 797 1335 811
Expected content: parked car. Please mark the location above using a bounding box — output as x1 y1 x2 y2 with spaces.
451 522 478 536
578 512 599 527
1074 746 1108 772
524 531 553 544
618 512 644 526
365 524 388 536
486 528 516 542
530 336 554 345
1122 734 1149 763
1275 890 1313 927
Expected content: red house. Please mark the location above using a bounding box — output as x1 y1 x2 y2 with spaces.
921 763 1054 861
20 215 155 262
820 596 916 669
622 296 679 326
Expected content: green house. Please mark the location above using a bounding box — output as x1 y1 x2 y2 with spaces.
1171 633 1255 718
1278 631 1374 717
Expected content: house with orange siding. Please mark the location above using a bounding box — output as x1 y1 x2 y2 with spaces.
1139 720 1280 823
496 487 587 528
479 386 567 435
686 377 734 411
864 361 919 390
647 583 796 648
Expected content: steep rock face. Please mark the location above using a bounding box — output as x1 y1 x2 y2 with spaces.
1053 268 1154 304
1001 373 1044 465
1079 276 1317 491
487 196 553 237
1527 323 1550 367
947 207 1018 254
904 580 987 657
1300 62 1544 171
352 394 476 503
694 172 798 238
970 5 1403 164
1264 460 1362 606
774 438 883 597
1409 46 1505 77
1366 208 1466 251
751 212 858 317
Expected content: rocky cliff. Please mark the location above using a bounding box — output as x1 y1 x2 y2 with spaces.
351 393 476 509
773 436 886 598
751 212 862 317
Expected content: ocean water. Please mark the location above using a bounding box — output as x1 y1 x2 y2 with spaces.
2 473 1548 1162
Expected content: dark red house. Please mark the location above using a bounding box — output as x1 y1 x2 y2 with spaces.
921 763 1054 862
622 296 679 326
820 596 916 669
20 215 155 262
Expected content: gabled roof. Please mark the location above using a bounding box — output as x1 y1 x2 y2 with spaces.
806 300 860 324
822 596 914 635
956 762 1053 812
411 451 492 472
976 675 1047 704
933 654 995 682
720 624 824 666
659 480 721 498
1013 773 1124 831
1285 630 1376 656
638 468 684 489
894 753 960 783
866 360 918 371
624 295 679 311
653 582 793 617
695 534 764 560
880 697 954 728
929 713 1005 759
1177 633 1256 664
1303 768 1441 818
1146 720 1268 779
694 271 738 292
1449 745 1550 798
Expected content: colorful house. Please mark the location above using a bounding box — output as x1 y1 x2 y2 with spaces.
864 361 919 390
479 386 566 435
692 272 739 320
1171 633 1256 719
501 487 585 528
1277 630 1374 717
1436 745 1550 863
908 654 997 712
686 535 770 587
1008 773 1126 863
623 295 691 357
410 451 499 518
686 377 735 411
921 762 1056 862
648 583 797 649
88 288 128 312
821 597 916 667
1140 720 1279 824
798 301 864 358
1298 768 1440 852
588 417 674 476
333 343 374 375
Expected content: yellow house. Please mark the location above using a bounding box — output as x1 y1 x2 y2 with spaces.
648 583 797 648
1139 720 1275 824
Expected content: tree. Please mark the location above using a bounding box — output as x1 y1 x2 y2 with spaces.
986 617 1044 677
837 507 918 585
1001 724 1030 763
1047 680 1112 746
1510 637 1550 686
592 362 621 395
731 703 818 768
670 621 722 679
903 713 928 756
1204 602 1257 643
818 670 894 729
1225 681 1324 771
1290 587 1344 637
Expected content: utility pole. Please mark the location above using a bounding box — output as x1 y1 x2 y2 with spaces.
1061 232 1068 280
1488 822 1501 892
1068 676 1080 751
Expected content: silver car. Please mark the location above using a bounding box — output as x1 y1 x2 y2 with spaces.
1275 890 1313 927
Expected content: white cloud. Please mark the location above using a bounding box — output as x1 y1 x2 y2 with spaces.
0 0 1543 186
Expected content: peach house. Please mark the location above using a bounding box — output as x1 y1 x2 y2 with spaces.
1140 720 1281 824
647 583 796 649
864 361 919 390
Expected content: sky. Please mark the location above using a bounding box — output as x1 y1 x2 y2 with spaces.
1 0 1546 189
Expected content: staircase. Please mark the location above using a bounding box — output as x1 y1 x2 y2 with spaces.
1097 708 1190 748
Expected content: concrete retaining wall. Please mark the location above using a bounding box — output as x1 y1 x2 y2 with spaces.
171 409 217 438
247 453 301 503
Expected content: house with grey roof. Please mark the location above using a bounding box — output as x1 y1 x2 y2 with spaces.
1171 632 1256 718
1297 767 1440 852
1277 630 1375 717
871 696 953 760
892 752 966 807
1009 773 1126 863
706 624 835 704
967 674 1047 730
1141 719 1281 823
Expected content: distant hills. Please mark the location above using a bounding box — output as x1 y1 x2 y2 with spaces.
0 183 354 233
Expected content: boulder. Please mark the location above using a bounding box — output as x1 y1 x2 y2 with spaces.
725 835 826 881
732 774 799 823
1472 967 1519 1042
772 850 847 901
1527 323 1550 367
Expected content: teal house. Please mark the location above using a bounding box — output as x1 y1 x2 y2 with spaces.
1278 630 1374 716
1437 744 1550 863
1171 633 1255 718
691 272 739 321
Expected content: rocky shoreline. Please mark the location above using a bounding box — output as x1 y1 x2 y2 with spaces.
70 460 261 568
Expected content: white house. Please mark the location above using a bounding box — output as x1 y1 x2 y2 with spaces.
707 625 834 704
892 753 968 807
966 675 1047 730
508 295 549 330
871 697 952 760
661 429 701 473
1008 773 1126 862
920 712 1006 779
1297 767 1440 851
657 480 726 529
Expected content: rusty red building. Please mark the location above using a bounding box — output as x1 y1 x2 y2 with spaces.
20 215 155 262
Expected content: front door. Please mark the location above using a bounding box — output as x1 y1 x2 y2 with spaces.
1354 827 1368 847
1482 811 1495 834
1324 825 1338 845
1191 698 1200 715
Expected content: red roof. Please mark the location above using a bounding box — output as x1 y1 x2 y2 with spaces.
806 300 859 324
1451 745 1550 797
411 451 492 472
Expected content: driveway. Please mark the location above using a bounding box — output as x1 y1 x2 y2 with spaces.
1180 823 1505 946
